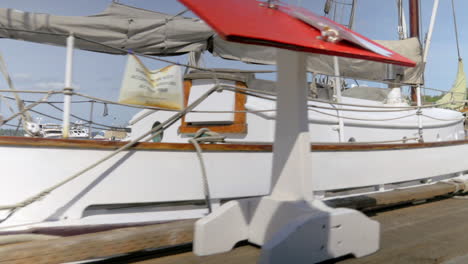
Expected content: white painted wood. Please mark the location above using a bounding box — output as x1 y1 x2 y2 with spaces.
0 146 271 226
311 143 468 191
245 96 464 142
259 200 379 263
0 139 465 229
185 79 236 124
194 196 380 262
129 78 464 144
194 199 250 255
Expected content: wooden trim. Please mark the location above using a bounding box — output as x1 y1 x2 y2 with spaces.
0 136 272 152
179 80 247 134
0 136 468 152
311 140 468 152
179 123 247 134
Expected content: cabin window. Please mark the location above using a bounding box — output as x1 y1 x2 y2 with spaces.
151 121 163 142
179 79 247 134
185 80 235 124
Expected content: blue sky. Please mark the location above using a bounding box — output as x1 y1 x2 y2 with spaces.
0 0 463 128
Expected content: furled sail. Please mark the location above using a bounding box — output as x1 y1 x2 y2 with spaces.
436 59 467 110
0 3 213 55
212 36 423 85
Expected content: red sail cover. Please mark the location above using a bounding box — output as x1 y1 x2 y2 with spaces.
178 0 416 67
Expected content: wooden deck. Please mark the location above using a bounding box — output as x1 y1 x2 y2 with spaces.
129 197 468 264
3 196 468 263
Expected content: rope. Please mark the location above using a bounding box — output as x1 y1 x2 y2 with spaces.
422 86 465 95
0 93 17 115
28 109 116 132
421 114 466 122
0 52 32 124
310 108 417 121
188 128 226 214
46 103 125 131
0 91 57 126
73 92 179 112
221 84 451 110
451 0 462 60
313 136 420 144
0 89 58 94
77 85 438 115
0 85 221 214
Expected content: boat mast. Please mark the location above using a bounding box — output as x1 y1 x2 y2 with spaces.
409 0 420 103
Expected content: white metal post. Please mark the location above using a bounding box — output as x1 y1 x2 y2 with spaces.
423 0 440 63
88 100 94 139
416 0 439 143
270 49 312 200
62 34 75 139
416 84 423 142
333 56 345 142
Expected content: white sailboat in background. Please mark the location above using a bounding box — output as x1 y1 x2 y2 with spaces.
0 1 463 259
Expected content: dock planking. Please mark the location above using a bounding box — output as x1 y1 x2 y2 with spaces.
0 220 195 264
3 197 468 263
139 197 468 264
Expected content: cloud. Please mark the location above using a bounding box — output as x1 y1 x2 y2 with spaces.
33 81 80 90
12 73 33 81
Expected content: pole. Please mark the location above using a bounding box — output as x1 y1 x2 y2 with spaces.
333 56 345 142
409 0 420 39
401 3 408 39
397 0 408 40
88 100 94 139
62 34 75 139
416 0 439 143
423 0 439 63
416 85 423 142
271 49 312 200
409 0 420 103
348 0 357 30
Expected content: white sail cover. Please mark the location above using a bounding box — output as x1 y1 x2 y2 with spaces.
0 3 213 55
0 2 422 84
213 36 423 85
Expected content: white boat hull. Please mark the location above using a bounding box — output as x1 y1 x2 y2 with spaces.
0 137 466 231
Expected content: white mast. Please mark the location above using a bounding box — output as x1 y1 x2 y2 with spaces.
62 34 75 139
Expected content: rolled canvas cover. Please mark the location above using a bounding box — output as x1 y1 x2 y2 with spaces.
0 3 212 55
119 55 184 110
213 36 423 85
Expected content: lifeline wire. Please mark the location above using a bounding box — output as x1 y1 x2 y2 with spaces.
0 85 222 213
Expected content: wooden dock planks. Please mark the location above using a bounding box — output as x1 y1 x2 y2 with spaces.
136 197 468 264
0 220 195 264
135 245 261 264
4 197 468 263
339 197 468 264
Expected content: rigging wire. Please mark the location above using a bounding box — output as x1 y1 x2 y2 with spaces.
451 0 462 60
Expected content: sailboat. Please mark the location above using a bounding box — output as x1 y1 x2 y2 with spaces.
0 1 463 259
